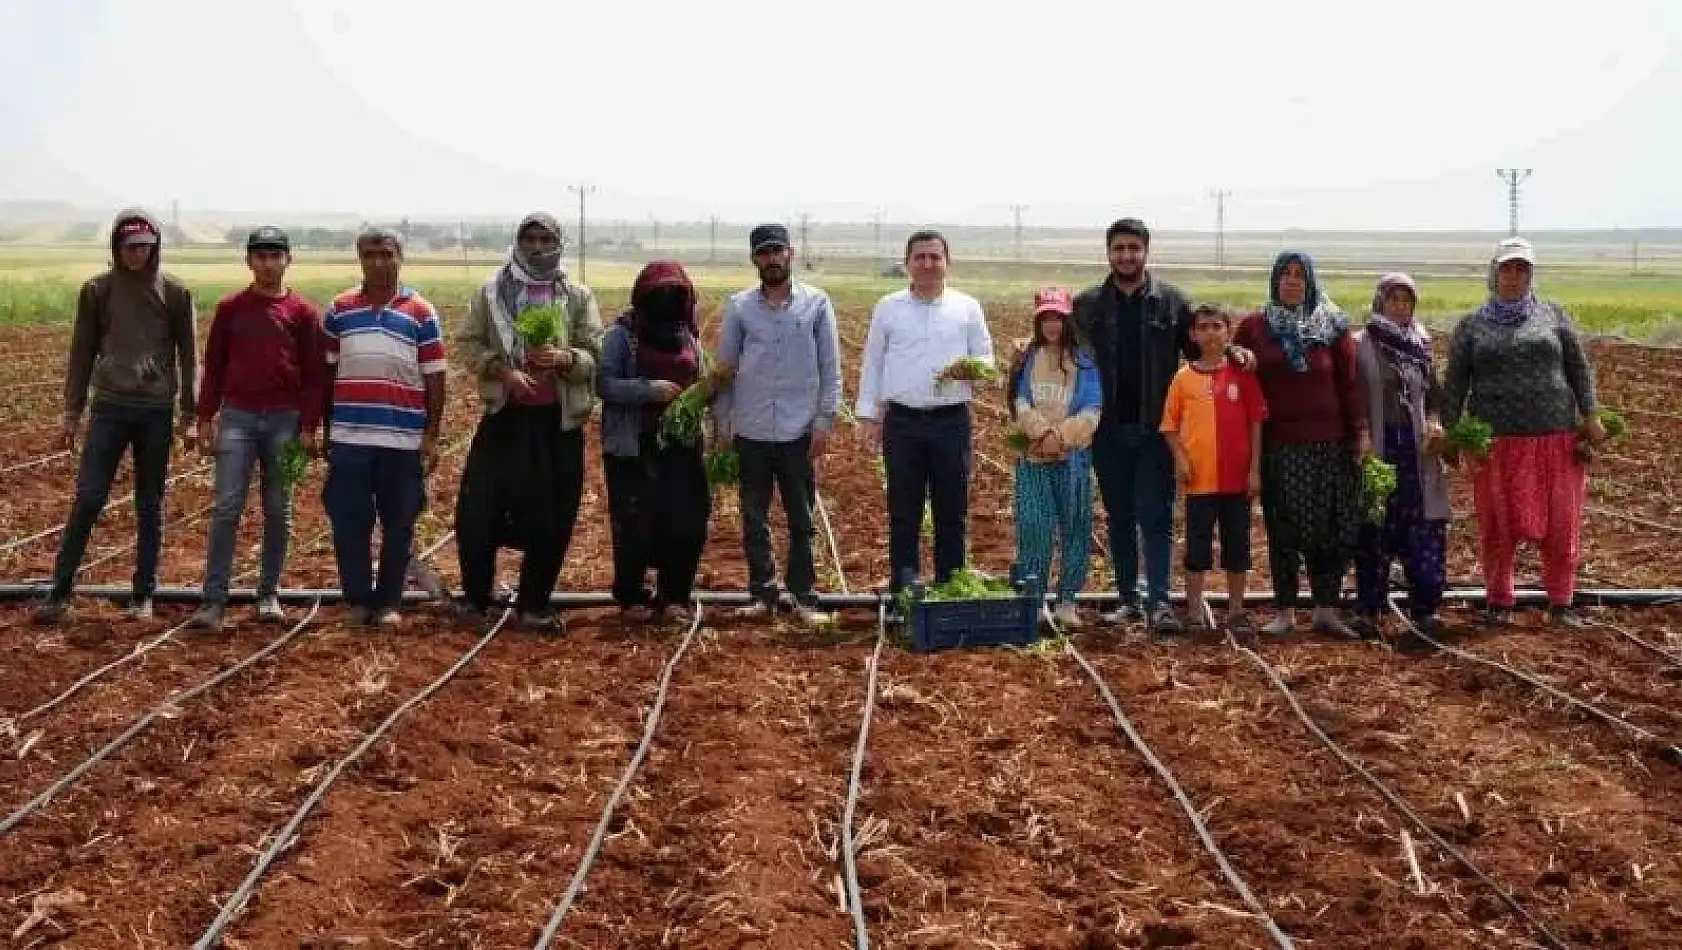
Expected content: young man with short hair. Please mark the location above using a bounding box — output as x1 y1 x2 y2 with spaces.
857 230 994 596
190 227 325 630
321 227 447 627
35 209 198 625
714 223 843 625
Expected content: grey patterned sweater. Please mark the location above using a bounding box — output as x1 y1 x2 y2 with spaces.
1441 302 1597 436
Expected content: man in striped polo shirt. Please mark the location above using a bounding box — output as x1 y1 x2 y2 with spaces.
322 227 447 626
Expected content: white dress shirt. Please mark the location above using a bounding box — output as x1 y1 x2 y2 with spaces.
855 287 994 420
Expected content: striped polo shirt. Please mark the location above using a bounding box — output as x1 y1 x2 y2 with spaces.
323 286 446 450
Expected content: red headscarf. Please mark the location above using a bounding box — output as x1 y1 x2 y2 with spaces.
620 260 701 386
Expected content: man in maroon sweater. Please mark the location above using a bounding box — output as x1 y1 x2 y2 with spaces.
190 227 326 629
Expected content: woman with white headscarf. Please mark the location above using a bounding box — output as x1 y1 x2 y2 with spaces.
453 213 604 630
1442 237 1604 629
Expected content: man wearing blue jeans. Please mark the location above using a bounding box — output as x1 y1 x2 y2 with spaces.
191 228 326 630
1073 218 1248 634
35 210 197 626
321 228 447 627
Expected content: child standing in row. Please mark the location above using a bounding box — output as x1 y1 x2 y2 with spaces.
1160 304 1268 634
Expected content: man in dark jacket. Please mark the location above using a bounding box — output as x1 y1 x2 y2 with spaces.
1071 218 1205 634
35 209 198 625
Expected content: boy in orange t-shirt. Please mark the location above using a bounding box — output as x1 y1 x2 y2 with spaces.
1161 304 1268 634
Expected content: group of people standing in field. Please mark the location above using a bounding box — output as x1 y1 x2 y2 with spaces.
29 209 1607 647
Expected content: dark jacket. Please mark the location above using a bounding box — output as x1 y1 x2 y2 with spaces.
1070 273 1197 431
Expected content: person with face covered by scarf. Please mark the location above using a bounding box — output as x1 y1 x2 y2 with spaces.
453 213 604 630
1235 251 1369 639
1442 237 1602 629
1351 273 1450 648
598 261 713 624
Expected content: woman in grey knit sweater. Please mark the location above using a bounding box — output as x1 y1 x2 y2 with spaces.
1441 238 1608 628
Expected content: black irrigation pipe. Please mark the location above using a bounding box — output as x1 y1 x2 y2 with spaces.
5 616 195 728
839 605 886 950
1229 631 1569 950
1584 504 1682 538
0 460 214 557
1388 603 1682 765
193 607 514 949
1590 616 1682 666
532 602 705 949
1059 618 1296 949
0 449 69 475
0 599 321 837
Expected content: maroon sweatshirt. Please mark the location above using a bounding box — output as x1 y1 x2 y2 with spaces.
197 288 327 430
1234 313 1367 446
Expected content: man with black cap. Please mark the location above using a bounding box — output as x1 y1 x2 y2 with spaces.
188 227 326 630
712 223 842 625
35 208 198 625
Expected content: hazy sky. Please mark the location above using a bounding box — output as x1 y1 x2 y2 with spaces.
2 0 1679 230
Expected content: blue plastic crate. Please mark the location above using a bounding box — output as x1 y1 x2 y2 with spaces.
905 570 1043 652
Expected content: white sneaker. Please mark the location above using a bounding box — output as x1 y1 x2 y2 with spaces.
1101 603 1144 626
1053 604 1082 629
737 601 775 620
795 605 835 627
255 595 286 624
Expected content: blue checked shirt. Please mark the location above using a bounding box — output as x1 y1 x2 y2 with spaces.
714 282 843 443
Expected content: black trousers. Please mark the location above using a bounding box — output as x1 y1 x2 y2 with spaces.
882 403 971 591
737 435 818 607
453 405 584 612
605 435 711 609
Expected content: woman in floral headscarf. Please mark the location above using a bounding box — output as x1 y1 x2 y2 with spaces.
1352 273 1450 648
1442 237 1604 628
454 212 604 630
1234 251 1369 638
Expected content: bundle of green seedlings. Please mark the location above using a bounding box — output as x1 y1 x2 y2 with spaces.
1359 454 1398 524
279 439 310 490
516 303 566 347
934 356 998 385
898 567 1017 614
1443 415 1494 456
657 375 717 449
705 448 740 486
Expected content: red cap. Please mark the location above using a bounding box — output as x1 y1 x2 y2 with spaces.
1033 286 1073 316
118 219 158 245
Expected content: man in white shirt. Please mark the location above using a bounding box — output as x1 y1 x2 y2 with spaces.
857 231 994 595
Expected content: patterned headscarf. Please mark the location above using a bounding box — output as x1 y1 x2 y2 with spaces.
489 212 568 361
1264 250 1348 373
1366 272 1432 374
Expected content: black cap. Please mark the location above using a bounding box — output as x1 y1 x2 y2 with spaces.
246 226 290 252
750 223 790 252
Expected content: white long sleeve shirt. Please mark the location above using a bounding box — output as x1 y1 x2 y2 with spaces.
855 287 994 420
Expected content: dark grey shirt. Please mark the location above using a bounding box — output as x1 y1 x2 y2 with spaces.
1441 302 1597 437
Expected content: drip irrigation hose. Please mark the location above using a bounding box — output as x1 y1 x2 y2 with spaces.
839 604 886 949
1057 616 1296 949
1589 616 1682 666
814 491 849 595
1388 602 1682 764
0 461 213 557
0 449 69 476
193 607 514 949
0 599 321 837
8 617 194 726
533 602 705 949
1229 633 1568 950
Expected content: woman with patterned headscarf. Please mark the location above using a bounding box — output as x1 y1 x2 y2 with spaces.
1352 273 1450 648
1234 251 1369 638
454 212 604 630
1442 237 1604 629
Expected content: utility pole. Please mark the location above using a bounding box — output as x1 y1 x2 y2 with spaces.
1495 168 1532 237
568 183 597 282
1009 204 1028 261
651 217 661 249
798 212 812 270
709 214 719 263
1210 189 1232 271
868 211 883 262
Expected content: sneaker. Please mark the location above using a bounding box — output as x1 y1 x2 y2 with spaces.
519 609 564 633
1312 608 1359 640
1548 606 1589 630
409 561 448 602
1101 603 1145 626
32 598 69 626
124 598 154 622
190 603 226 631
255 596 286 624
1262 610 1297 637
795 605 835 627
736 601 776 620
372 608 402 628
1053 603 1082 630
1149 603 1182 635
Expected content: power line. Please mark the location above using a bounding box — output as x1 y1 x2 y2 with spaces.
1009 204 1028 261
567 184 597 282
1209 189 1232 271
798 212 812 271
709 214 719 263
1495 168 1533 237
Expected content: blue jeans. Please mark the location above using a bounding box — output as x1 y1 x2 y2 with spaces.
1090 422 1175 608
51 403 173 601
323 443 424 611
202 409 298 603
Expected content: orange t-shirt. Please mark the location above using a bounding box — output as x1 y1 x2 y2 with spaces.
1160 362 1268 496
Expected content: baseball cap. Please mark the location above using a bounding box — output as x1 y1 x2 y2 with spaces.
1033 286 1074 316
117 219 158 246
1493 237 1535 265
750 223 791 252
247 226 290 252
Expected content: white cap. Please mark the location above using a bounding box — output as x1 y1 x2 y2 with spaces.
1493 237 1535 265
